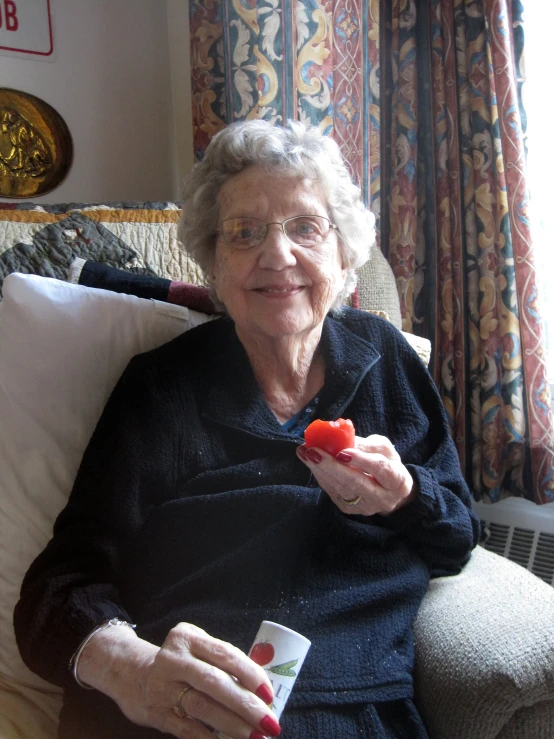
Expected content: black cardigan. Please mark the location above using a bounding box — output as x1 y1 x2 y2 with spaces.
14 309 480 723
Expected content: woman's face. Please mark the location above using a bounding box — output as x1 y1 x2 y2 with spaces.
210 165 346 341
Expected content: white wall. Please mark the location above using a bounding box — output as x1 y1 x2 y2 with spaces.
167 0 194 193
0 0 188 204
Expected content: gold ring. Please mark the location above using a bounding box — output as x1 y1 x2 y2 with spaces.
339 495 362 507
173 685 193 719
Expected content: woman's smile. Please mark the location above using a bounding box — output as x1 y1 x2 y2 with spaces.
251 284 305 298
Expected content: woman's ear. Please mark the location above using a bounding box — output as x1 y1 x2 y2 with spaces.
206 254 223 304
205 245 217 284
338 238 348 280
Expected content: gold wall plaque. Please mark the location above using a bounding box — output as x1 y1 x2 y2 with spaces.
0 89 73 199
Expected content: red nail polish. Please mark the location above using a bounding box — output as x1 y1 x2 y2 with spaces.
336 451 352 463
296 444 309 460
250 732 266 739
260 714 281 736
255 683 273 704
305 448 322 464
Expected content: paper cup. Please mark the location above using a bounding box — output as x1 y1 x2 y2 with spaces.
248 620 311 720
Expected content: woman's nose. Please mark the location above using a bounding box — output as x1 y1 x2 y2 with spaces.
257 223 297 269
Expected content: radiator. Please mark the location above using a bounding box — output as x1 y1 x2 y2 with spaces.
472 498 554 586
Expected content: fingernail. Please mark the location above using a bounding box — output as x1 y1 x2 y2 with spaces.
296 444 309 461
260 714 281 736
250 732 267 739
336 451 352 463
255 683 273 704
305 448 322 464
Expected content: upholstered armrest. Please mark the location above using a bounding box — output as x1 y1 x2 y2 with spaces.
414 545 554 739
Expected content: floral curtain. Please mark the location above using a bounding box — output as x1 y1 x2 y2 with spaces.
189 0 380 206
189 0 554 504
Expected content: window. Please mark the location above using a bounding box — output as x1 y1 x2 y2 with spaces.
523 6 554 397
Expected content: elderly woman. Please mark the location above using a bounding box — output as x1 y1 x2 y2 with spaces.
14 120 479 739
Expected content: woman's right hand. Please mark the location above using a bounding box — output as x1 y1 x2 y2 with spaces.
77 621 280 739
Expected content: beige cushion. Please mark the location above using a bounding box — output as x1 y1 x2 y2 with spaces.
0 274 211 731
497 699 554 739
414 545 554 738
357 246 402 329
401 331 431 366
364 310 432 367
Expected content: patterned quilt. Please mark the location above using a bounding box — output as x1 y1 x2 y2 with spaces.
0 202 205 299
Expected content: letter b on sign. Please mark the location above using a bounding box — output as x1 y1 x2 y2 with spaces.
0 0 19 31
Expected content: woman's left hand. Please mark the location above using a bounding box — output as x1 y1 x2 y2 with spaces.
296 434 415 516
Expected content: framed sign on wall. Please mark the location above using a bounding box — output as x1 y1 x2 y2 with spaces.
0 0 55 61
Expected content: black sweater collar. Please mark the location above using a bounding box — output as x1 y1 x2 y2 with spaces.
201 314 381 440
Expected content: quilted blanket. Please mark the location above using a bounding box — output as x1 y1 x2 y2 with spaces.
0 202 205 299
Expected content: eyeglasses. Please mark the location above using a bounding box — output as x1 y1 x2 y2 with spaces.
216 215 338 249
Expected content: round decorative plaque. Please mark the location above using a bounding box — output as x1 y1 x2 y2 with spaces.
0 88 73 198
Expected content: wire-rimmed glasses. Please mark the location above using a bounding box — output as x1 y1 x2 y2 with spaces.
216 215 338 249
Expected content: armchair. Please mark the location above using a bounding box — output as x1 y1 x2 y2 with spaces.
0 201 553 738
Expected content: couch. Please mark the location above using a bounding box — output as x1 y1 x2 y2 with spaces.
0 202 553 739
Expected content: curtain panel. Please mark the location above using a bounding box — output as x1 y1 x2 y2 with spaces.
189 0 554 504
189 0 380 207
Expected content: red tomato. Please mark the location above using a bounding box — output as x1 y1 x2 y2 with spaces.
304 418 356 456
250 641 275 666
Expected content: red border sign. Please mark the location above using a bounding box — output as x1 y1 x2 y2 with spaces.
0 0 54 57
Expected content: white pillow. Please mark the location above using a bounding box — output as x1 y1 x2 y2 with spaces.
0 275 211 707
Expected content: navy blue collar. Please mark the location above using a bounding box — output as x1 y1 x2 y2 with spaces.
201 314 381 442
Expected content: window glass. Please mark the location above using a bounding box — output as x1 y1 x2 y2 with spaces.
523 6 554 386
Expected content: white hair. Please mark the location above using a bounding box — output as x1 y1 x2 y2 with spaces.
178 120 375 310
